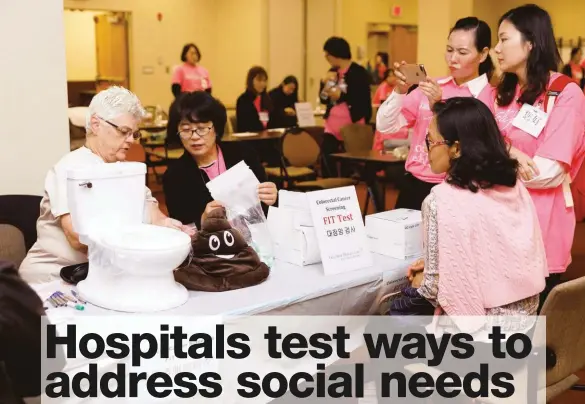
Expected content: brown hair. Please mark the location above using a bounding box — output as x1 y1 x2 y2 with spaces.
245 66 271 111
246 66 268 94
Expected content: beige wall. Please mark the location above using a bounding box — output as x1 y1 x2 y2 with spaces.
213 0 268 106
1 0 69 195
475 0 585 45
63 10 102 81
268 0 304 100
306 0 337 104
340 0 418 59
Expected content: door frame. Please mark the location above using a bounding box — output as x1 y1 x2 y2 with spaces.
64 7 132 90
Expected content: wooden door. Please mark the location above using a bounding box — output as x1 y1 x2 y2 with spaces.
94 12 129 89
389 25 418 64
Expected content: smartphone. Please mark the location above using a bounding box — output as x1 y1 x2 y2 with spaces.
399 64 427 85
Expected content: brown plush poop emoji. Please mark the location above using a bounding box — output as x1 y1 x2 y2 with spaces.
174 207 270 292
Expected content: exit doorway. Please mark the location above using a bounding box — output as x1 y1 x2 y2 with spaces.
63 9 131 106
367 23 418 65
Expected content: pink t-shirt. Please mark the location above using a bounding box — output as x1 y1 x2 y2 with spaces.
491 73 585 274
401 74 491 183
172 63 212 92
373 82 394 105
324 67 365 141
200 147 227 181
253 96 268 129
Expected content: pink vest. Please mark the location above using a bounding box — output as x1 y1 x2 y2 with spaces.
432 182 547 321
490 73 585 273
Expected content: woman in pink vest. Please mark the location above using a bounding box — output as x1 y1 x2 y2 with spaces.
394 97 547 325
172 43 213 97
489 4 585 302
377 17 494 210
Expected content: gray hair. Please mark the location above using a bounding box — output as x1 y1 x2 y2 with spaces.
85 86 146 131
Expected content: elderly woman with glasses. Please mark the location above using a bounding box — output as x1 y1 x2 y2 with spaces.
19 86 193 284
163 91 277 230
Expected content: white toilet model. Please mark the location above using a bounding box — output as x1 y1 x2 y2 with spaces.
67 162 191 312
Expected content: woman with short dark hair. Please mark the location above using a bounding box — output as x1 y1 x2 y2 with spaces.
400 97 547 321
268 75 299 129
235 66 273 133
490 4 585 297
171 43 212 97
163 91 277 229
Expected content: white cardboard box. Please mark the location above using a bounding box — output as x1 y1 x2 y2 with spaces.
365 209 423 260
267 206 321 266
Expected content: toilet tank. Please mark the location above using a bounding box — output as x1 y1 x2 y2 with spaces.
67 162 148 239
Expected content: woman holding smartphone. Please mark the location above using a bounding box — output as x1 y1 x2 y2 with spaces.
489 4 585 304
377 17 494 210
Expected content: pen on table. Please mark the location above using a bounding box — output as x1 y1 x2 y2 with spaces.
57 291 77 303
50 293 67 306
46 297 59 308
71 290 87 304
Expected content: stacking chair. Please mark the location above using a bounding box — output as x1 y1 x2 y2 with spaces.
538 276 585 401
340 123 376 212
340 123 374 152
229 115 238 134
265 130 355 191
0 195 42 267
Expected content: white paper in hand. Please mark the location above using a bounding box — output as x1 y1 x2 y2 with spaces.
206 161 274 265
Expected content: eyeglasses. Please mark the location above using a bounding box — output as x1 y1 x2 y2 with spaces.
178 125 214 139
425 133 451 151
99 117 142 140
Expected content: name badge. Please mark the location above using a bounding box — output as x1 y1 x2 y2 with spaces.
259 111 269 123
512 103 548 138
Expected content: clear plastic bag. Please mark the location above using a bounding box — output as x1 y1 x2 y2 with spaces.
206 161 274 267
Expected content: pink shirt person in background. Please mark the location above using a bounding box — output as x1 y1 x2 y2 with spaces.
323 66 365 141
490 5 585 280
372 69 409 151
376 16 494 210
172 43 212 97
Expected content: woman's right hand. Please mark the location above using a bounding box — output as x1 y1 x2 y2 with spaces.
407 258 424 282
393 61 410 94
509 146 540 181
201 200 223 224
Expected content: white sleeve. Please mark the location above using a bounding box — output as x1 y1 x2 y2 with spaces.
522 156 567 189
376 91 409 134
46 166 69 218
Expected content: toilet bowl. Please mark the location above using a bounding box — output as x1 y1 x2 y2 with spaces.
77 224 191 312
67 161 191 312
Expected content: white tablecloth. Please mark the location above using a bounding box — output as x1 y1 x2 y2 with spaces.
35 253 411 317
37 254 411 404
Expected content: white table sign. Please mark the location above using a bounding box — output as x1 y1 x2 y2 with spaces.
295 102 316 127
306 186 373 275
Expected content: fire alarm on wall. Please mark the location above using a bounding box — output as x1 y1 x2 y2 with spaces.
391 5 402 17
